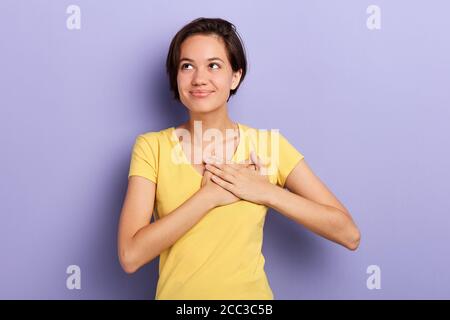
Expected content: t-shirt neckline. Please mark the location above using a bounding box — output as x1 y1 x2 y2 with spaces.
168 123 243 179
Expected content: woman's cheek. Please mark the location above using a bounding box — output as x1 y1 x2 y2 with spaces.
215 78 232 94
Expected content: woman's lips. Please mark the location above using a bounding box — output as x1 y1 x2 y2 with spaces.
190 91 214 98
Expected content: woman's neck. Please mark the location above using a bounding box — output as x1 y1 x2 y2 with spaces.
178 106 238 144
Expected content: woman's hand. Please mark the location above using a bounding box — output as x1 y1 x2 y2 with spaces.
204 151 274 205
200 163 241 207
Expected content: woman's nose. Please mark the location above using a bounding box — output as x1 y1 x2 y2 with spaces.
191 67 208 85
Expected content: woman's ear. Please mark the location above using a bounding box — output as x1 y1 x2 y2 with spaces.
231 69 243 90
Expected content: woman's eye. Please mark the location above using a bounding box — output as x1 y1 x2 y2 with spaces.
180 63 220 70
181 63 192 70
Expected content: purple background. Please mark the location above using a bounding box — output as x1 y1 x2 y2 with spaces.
1 0 449 299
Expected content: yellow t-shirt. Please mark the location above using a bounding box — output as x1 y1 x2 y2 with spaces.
128 122 305 300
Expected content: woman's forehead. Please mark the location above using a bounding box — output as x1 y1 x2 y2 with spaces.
180 35 227 59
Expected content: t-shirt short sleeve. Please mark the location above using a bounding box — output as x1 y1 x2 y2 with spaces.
128 133 159 183
277 132 305 188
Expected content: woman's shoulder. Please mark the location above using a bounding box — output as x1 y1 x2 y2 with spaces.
136 125 174 140
238 122 260 135
238 122 284 138
131 126 175 153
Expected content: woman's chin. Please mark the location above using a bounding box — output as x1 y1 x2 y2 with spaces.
187 102 221 113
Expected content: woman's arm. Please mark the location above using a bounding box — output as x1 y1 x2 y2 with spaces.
117 176 215 274
204 155 361 251
264 159 361 251
118 169 242 274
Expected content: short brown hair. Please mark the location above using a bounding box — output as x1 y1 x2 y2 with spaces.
165 17 248 102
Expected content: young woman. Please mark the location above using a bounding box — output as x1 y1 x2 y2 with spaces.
118 17 361 300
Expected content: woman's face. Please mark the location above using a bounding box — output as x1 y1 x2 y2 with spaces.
177 34 242 113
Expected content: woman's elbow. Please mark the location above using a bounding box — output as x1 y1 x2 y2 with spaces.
344 226 361 251
119 248 139 274
121 261 138 275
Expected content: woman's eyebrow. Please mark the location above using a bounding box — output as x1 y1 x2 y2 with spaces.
179 57 225 63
